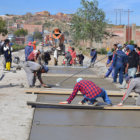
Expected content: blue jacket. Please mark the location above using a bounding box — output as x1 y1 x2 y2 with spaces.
90 50 97 63
25 46 33 61
113 50 127 67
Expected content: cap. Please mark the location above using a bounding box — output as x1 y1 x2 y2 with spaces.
33 41 36 44
76 78 83 83
117 44 122 49
126 45 134 51
107 51 113 56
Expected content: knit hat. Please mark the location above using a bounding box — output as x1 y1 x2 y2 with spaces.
76 78 83 83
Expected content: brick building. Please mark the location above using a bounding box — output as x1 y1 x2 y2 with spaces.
23 24 43 34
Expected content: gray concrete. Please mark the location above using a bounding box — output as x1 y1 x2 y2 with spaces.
47 66 96 75
42 76 120 91
30 62 139 140
30 107 140 140
29 95 138 140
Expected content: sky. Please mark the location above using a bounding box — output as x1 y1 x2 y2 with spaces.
0 0 140 25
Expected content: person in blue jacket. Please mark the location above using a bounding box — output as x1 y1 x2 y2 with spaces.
90 48 97 66
113 44 127 84
104 51 114 78
25 42 33 61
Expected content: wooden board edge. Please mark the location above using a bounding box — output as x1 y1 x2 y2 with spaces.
25 89 138 97
27 101 140 110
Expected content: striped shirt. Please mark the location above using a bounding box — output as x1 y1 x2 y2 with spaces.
67 80 102 104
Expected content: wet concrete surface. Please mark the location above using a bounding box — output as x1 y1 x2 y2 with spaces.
47 66 95 75
29 67 140 140
42 76 120 91
29 95 139 140
30 108 140 140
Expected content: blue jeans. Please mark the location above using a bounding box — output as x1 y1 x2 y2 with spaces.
128 68 137 77
113 65 124 84
82 88 112 104
105 64 114 77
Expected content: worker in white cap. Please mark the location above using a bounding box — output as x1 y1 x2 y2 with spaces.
59 78 112 105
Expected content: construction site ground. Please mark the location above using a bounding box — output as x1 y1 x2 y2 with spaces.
0 46 127 140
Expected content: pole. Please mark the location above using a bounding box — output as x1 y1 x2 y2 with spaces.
115 9 118 25
124 9 133 43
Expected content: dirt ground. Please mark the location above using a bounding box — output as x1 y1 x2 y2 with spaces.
0 46 109 140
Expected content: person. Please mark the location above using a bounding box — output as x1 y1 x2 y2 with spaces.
54 49 58 66
113 44 127 84
90 48 97 66
32 41 37 50
104 51 114 78
59 78 112 105
136 47 140 72
21 61 49 88
120 45 139 89
28 49 42 62
125 45 139 77
65 51 72 66
25 42 33 61
43 50 51 65
118 75 140 106
3 39 13 71
77 53 84 66
70 47 76 65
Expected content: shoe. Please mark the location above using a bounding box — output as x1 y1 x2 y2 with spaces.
88 101 98 106
78 101 88 105
29 85 35 88
106 103 113 106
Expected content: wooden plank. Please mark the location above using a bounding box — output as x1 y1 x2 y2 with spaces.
25 89 138 97
44 74 97 78
27 101 140 110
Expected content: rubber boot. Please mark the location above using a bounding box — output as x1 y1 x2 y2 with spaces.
8 62 11 71
6 62 8 70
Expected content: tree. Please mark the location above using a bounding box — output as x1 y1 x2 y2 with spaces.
71 0 107 46
33 31 42 41
0 17 8 36
14 28 28 37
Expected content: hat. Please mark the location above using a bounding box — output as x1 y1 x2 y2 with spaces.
33 41 36 44
107 51 113 56
117 44 122 49
76 78 83 83
42 65 49 72
28 42 32 46
126 45 134 51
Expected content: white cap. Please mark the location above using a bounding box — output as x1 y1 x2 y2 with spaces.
76 78 83 83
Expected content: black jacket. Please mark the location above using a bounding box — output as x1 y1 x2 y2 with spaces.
127 51 139 69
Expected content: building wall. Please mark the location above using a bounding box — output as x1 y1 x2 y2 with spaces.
23 24 43 34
